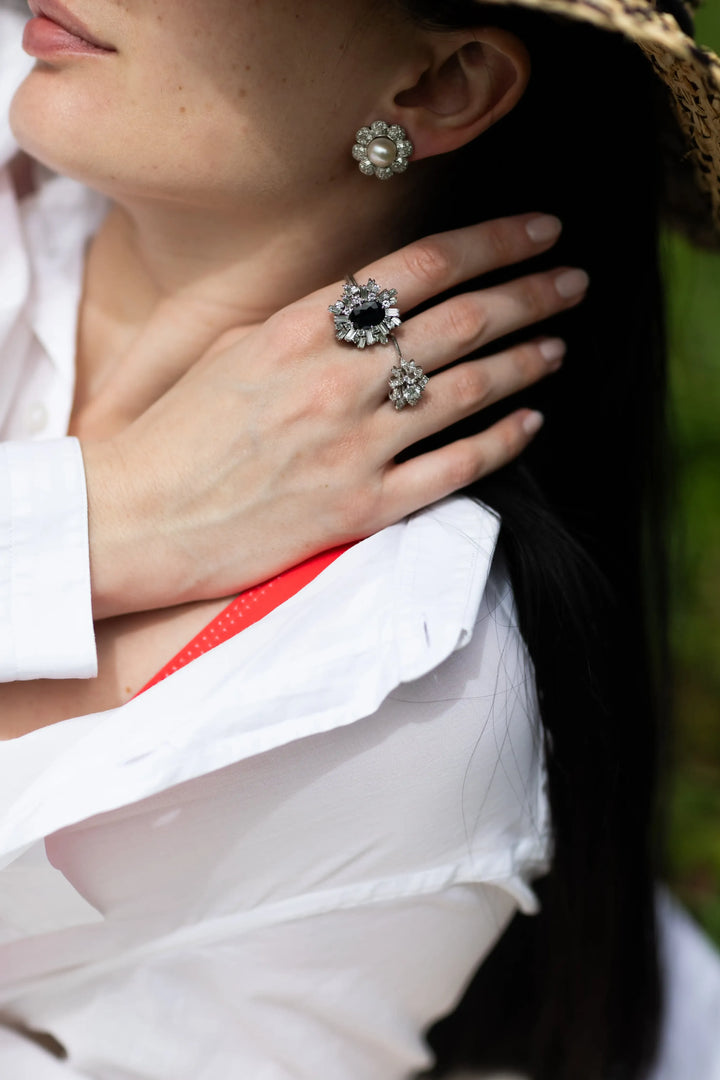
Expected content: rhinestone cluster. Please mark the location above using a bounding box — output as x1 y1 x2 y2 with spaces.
388 358 429 410
352 121 414 180
329 278 401 348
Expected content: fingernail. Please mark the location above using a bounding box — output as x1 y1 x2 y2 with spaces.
525 215 562 243
555 268 590 299
538 337 566 365
523 410 545 436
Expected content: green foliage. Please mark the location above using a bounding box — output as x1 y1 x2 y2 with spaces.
661 1 720 942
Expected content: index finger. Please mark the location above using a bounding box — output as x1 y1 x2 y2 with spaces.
333 212 562 314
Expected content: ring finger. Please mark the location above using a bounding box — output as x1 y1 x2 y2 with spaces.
380 336 563 446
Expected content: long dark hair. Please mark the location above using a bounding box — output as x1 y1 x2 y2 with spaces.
396 4 673 1078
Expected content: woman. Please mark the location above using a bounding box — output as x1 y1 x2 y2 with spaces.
0 1 717 1079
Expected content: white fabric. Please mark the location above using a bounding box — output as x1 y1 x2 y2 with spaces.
0 5 105 680
0 8 716 1079
0 495 552 1079
652 891 720 1080
0 439 95 680
0 17 552 1076
450 894 720 1080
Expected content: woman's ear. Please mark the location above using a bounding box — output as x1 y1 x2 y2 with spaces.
391 27 530 160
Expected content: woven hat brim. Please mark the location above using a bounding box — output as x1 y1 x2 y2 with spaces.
475 0 720 244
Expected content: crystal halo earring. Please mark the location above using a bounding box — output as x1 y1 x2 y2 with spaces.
352 120 414 180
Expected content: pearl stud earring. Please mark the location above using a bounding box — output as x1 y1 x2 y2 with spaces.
352 121 414 180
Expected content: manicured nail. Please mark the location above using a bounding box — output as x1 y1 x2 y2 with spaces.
555 268 590 299
526 215 562 243
523 410 545 436
538 337 566 365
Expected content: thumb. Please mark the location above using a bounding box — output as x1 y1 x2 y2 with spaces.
72 303 257 439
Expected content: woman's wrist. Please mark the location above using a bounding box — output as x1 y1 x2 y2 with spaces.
81 438 191 621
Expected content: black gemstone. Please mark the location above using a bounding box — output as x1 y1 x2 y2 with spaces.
349 300 385 330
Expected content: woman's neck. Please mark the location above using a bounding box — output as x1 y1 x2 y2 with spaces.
74 181 424 417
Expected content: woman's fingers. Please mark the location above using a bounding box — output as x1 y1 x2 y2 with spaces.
381 409 544 521
401 266 588 373
328 212 563 312
82 213 568 438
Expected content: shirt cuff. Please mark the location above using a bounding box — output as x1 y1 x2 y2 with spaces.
0 438 97 681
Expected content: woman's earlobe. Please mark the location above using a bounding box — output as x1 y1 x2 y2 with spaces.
393 27 530 161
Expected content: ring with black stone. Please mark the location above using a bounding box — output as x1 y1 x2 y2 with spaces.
387 335 429 411
328 274 401 348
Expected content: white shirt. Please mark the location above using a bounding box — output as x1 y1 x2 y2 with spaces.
0 4 106 682
0 9 551 1078
0 504 550 1079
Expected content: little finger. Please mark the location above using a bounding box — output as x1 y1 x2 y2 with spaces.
379 409 545 521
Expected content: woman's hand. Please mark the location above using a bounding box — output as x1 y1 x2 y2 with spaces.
81 212 588 619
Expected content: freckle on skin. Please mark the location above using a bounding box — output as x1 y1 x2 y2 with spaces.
179 106 186 114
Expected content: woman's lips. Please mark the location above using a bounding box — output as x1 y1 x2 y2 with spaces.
23 3 116 59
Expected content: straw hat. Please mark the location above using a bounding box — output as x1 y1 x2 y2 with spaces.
477 0 720 245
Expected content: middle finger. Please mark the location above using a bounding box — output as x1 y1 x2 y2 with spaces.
401 265 589 373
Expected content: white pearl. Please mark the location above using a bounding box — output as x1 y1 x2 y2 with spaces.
366 137 397 168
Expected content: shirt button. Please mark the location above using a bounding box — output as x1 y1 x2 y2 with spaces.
24 402 49 435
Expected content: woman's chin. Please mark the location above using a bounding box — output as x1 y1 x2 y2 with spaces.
8 75 302 215
8 73 134 197
9 76 87 179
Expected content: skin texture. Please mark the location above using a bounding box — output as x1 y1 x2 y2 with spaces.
0 0 589 733
10 0 532 362
16 1 413 203
12 0 419 327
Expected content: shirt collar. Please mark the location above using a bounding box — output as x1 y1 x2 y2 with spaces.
0 496 501 867
20 171 108 389
0 9 109 402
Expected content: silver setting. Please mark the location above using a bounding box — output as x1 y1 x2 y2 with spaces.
329 275 401 348
388 336 429 410
352 120 414 180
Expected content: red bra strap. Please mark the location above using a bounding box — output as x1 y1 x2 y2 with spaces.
136 543 354 696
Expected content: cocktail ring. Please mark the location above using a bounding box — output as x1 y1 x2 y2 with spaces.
388 337 429 410
329 275 401 348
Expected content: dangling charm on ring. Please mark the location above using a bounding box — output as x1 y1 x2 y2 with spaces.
388 337 429 410
329 275 401 348
352 121 414 180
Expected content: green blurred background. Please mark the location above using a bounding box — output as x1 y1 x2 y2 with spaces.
665 4 720 946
